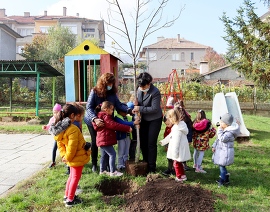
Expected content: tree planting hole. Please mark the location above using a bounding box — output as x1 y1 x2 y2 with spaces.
95 179 138 196
84 45 90 51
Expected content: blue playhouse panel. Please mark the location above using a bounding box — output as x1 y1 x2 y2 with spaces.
64 54 101 102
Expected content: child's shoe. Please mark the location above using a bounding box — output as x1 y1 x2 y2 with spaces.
225 173 230 185
181 175 187 181
175 175 187 182
110 171 123 177
99 170 109 175
48 162 56 168
218 173 230 185
195 165 207 173
63 195 79 203
65 196 82 208
216 178 225 188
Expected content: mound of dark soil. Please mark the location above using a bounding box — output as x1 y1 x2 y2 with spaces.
122 177 214 212
101 175 215 212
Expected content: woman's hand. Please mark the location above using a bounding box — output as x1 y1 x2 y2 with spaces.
94 118 104 127
132 106 140 113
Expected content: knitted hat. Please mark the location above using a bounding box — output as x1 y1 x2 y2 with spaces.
53 103 62 112
220 113 233 126
127 101 134 109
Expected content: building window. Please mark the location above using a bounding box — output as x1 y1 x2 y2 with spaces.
17 46 24 54
191 52 194 60
39 26 50 33
148 52 157 61
83 33 95 38
61 24 78 34
180 69 185 75
17 28 34 36
172 54 179 61
83 28 95 32
181 52 185 61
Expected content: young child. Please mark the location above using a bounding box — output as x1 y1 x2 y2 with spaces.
42 103 62 168
192 110 216 173
212 113 240 187
93 101 132 177
71 103 85 132
159 109 191 182
162 115 174 176
49 104 90 208
114 106 140 171
65 102 86 175
174 101 193 171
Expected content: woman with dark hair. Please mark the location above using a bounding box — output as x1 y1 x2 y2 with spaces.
132 72 163 173
84 72 131 172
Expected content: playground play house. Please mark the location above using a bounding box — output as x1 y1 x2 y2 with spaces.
64 40 121 103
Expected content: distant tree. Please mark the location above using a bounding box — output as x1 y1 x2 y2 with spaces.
221 0 270 88
261 0 270 6
203 47 226 71
103 0 183 82
21 34 47 60
21 25 77 101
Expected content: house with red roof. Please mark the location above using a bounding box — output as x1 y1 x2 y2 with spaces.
0 8 105 60
139 34 210 80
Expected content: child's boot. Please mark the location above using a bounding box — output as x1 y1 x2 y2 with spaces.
224 173 230 185
216 178 225 187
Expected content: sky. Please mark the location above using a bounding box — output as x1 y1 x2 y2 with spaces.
1 0 268 58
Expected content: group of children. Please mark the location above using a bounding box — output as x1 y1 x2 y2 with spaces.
160 101 240 187
44 100 139 207
43 98 240 207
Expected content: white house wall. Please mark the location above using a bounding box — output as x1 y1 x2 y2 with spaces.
0 29 16 60
146 48 206 78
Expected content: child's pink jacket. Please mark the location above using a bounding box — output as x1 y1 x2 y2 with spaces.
44 116 55 130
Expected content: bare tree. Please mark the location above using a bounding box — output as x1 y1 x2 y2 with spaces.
103 0 184 163
103 0 184 78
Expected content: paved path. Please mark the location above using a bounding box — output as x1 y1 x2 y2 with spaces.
0 134 54 197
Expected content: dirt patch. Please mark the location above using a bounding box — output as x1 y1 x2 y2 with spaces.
0 121 28 126
99 175 215 212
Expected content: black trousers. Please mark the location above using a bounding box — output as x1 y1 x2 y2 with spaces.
87 125 98 166
139 117 162 172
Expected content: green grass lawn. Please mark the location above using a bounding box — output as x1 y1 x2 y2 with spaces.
0 113 270 211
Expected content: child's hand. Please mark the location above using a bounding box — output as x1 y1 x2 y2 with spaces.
42 125 46 130
158 141 162 145
129 127 133 132
212 147 215 152
62 157 68 163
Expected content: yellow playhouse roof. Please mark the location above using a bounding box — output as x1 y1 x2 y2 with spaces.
66 40 109 56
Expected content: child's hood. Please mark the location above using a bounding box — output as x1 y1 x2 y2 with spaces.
224 123 240 137
49 117 71 137
174 121 188 135
193 119 210 132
